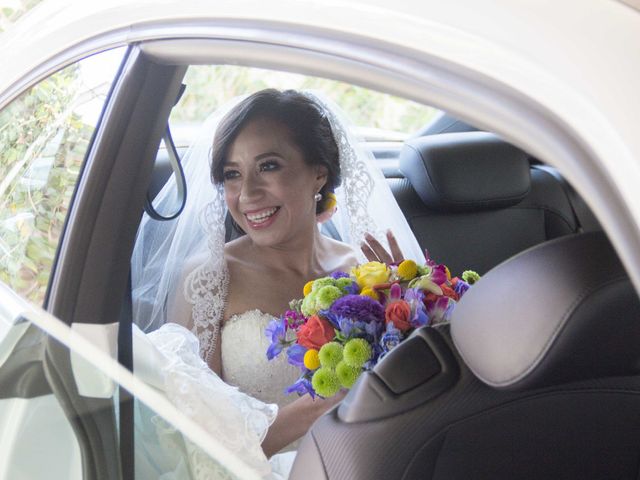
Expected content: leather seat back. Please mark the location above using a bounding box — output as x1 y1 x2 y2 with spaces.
392 132 578 275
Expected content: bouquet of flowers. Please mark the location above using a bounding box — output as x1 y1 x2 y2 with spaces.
265 254 479 398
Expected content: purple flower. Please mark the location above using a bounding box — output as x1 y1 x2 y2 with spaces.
430 265 448 285
338 316 369 338
285 377 316 398
425 296 453 325
330 270 349 279
330 294 385 323
286 344 307 368
412 307 430 328
403 288 430 327
265 317 288 360
364 320 383 339
404 287 424 304
454 279 471 297
283 310 305 329
389 283 402 301
321 310 342 329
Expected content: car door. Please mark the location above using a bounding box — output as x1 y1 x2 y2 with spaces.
0 43 263 479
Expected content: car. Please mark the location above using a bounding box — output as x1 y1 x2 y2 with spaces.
1 0 640 478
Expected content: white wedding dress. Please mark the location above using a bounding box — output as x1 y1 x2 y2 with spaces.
221 310 300 409
134 321 298 480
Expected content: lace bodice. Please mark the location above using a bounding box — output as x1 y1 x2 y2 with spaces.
221 309 300 408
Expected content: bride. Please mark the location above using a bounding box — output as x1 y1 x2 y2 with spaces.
131 89 424 476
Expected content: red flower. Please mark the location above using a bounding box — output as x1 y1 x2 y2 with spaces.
384 300 412 332
297 315 335 350
439 284 460 301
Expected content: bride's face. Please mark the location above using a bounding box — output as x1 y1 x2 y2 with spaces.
222 117 327 247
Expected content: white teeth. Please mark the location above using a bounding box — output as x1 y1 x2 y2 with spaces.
246 207 277 223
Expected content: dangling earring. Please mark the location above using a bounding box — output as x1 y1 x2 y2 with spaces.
314 192 323 202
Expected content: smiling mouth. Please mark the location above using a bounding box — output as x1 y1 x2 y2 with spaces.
245 207 280 225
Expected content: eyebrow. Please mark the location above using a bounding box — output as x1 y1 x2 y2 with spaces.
224 151 283 168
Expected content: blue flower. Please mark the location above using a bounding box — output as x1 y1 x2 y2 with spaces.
404 287 424 304
285 376 316 398
265 317 288 360
343 281 360 295
321 310 342 329
330 271 349 279
454 279 471 297
338 317 369 339
286 344 307 368
364 319 383 340
379 322 401 355
412 307 430 328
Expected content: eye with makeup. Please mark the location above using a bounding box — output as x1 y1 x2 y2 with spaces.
258 159 281 173
222 168 240 182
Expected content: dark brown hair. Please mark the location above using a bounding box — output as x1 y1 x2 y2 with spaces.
210 89 341 214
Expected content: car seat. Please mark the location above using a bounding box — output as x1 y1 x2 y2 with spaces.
391 131 581 275
290 231 640 479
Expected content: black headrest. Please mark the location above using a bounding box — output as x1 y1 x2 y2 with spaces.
399 132 531 212
451 232 640 391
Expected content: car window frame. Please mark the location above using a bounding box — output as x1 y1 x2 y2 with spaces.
4 22 640 479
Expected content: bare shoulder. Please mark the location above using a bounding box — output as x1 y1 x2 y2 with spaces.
223 235 254 268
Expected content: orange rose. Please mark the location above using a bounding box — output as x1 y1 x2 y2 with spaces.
297 315 335 350
440 284 460 301
384 300 412 332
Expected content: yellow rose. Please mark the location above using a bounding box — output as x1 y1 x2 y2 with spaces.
303 280 314 297
354 261 390 289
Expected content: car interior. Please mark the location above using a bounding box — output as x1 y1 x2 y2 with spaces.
4 42 639 480
139 71 640 480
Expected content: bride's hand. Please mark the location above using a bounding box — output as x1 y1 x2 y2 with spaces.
361 229 404 264
262 389 348 457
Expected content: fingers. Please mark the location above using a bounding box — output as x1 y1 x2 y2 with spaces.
360 241 380 262
360 230 404 264
386 230 404 263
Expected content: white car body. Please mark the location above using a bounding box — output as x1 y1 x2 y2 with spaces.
1 0 639 478
2 0 639 291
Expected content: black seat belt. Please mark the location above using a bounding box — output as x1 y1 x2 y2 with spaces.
117 272 134 480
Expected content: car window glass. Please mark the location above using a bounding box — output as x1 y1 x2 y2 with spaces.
0 48 124 306
169 64 439 145
0 305 251 479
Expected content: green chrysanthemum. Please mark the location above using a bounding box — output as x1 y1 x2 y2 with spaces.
316 285 343 310
336 360 361 388
312 367 341 397
301 291 318 317
319 342 343 368
343 338 372 368
462 270 481 285
312 277 335 292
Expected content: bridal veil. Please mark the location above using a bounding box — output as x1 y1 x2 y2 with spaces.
131 90 424 361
